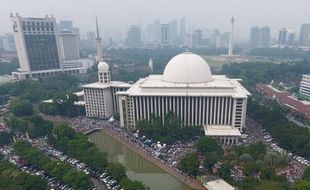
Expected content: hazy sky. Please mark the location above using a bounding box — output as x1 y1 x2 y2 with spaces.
1 0 309 40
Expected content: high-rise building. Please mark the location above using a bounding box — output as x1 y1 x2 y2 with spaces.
287 29 296 46
169 19 178 45
86 31 96 49
192 29 203 48
250 26 270 48
180 18 186 44
1 33 15 52
209 29 220 47
299 24 310 47
216 32 230 48
300 74 310 99
278 28 287 45
58 30 80 61
161 24 170 46
57 20 80 37
126 25 142 48
250 26 260 48
10 13 88 79
58 20 73 31
146 19 161 43
260 26 271 47
10 13 62 79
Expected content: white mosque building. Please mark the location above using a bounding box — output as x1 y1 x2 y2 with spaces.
117 52 250 144
84 52 250 144
82 21 250 144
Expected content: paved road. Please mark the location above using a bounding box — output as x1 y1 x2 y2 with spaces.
286 116 308 128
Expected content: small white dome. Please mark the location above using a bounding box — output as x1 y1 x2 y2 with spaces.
162 52 213 83
97 62 109 72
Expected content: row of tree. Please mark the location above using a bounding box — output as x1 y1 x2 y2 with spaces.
0 156 47 190
39 93 85 117
0 132 12 145
13 141 92 190
250 48 310 61
218 142 289 190
0 74 79 103
0 59 19 75
179 138 292 190
48 125 149 190
221 60 310 92
136 112 201 144
5 115 53 139
248 99 310 158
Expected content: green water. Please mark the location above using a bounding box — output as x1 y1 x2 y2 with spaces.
89 130 191 190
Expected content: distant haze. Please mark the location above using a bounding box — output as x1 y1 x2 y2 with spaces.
1 0 309 40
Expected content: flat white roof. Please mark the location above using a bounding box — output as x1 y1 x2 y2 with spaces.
205 179 235 190
82 81 131 89
74 91 84 96
124 74 250 98
204 125 241 136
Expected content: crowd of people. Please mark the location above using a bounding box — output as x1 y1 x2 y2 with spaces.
279 163 303 183
243 117 265 144
71 117 107 133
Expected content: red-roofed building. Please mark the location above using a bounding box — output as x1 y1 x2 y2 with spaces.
256 83 310 119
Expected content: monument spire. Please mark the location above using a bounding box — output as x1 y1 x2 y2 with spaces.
228 16 235 56
95 15 104 62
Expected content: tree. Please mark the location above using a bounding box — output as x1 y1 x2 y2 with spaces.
239 153 253 163
204 152 219 171
303 167 310 180
218 163 231 180
10 98 33 116
179 153 199 176
39 102 58 115
107 162 126 182
28 116 53 138
13 141 92 190
292 180 310 190
0 158 47 190
0 132 11 145
0 59 19 75
17 173 47 190
196 137 221 154
63 169 92 190
244 162 260 177
121 178 150 190
5 116 28 133
248 141 266 158
136 113 201 144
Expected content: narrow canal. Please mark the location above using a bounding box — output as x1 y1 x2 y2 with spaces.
89 130 191 190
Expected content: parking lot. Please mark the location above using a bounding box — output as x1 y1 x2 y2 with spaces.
244 116 309 182
0 146 72 190
34 137 123 190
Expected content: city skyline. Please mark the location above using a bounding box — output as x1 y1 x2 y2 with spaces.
0 0 310 40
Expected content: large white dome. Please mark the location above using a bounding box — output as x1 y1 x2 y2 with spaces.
97 62 109 72
162 52 213 83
